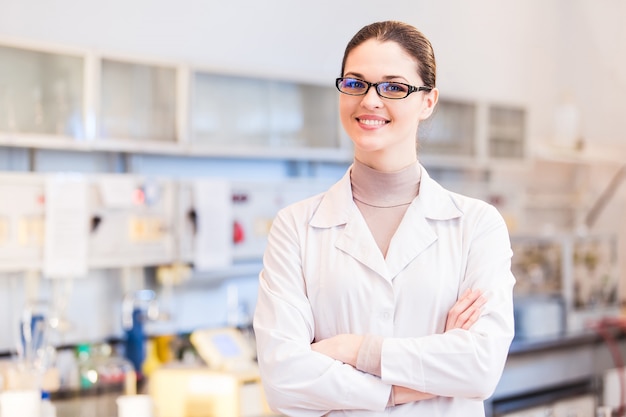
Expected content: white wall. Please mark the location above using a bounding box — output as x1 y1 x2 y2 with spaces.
555 1 626 145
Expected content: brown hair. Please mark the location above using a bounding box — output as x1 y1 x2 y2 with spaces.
341 21 436 89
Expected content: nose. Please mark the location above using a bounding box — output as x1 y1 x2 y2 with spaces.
360 86 383 109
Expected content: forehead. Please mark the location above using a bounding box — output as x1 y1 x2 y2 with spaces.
344 39 420 81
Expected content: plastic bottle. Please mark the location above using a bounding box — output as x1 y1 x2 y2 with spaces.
40 391 57 417
76 343 96 389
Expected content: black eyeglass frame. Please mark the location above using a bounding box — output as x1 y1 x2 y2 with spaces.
335 77 432 100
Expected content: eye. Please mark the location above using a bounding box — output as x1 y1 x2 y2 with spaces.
380 82 408 94
343 78 366 90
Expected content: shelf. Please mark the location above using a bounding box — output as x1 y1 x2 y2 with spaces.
533 142 626 166
0 133 353 162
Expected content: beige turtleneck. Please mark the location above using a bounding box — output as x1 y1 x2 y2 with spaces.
350 159 422 405
351 158 421 258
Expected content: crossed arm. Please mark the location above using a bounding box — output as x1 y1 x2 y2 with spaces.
310 288 486 405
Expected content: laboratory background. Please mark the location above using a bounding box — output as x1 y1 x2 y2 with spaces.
1 0 626 416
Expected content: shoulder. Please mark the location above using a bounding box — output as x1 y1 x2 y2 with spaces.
276 171 352 229
419 167 500 223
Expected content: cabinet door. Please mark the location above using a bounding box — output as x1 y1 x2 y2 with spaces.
99 58 177 142
418 99 476 157
191 72 271 147
191 72 339 149
0 44 84 138
268 81 339 149
489 105 525 159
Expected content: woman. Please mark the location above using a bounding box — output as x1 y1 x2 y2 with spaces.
253 21 515 416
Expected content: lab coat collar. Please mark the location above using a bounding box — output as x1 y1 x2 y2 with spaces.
310 163 463 228
418 164 465 220
309 163 464 280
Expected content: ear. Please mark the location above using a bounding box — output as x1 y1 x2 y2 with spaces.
418 88 439 121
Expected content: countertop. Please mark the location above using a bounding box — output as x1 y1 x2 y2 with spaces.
509 324 626 356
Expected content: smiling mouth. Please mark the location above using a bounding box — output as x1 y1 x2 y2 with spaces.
357 118 389 126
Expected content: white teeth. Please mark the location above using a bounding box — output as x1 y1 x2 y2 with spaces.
359 119 387 126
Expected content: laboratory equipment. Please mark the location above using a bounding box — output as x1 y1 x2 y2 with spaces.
511 233 620 336
0 173 45 272
190 327 256 373
88 174 176 268
121 289 159 377
149 326 276 417
176 178 331 269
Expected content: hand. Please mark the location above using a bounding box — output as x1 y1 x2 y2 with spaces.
311 334 364 367
393 292 486 406
445 289 486 331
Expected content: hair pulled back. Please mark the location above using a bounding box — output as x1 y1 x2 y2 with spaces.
341 21 436 89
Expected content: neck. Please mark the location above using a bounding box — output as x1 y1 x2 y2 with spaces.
354 153 418 172
354 144 418 172
350 159 421 208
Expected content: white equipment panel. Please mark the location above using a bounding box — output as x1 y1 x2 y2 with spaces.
231 179 329 261
87 174 176 268
177 178 329 269
0 173 45 272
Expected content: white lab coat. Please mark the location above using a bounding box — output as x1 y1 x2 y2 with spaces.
253 164 515 417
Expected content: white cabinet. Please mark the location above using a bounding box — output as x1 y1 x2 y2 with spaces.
419 99 476 157
0 37 351 162
0 43 85 138
99 58 178 143
0 37 527 167
191 72 340 150
419 98 527 169
489 105 526 159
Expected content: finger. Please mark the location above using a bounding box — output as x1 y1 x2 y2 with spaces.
461 308 481 330
447 290 481 323
456 289 482 310
449 294 486 329
457 295 486 320
458 297 486 329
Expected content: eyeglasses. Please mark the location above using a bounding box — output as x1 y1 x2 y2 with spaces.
335 77 432 100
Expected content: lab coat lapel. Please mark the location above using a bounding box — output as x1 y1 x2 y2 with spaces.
385 165 463 278
384 200 437 278
335 211 389 278
310 167 389 278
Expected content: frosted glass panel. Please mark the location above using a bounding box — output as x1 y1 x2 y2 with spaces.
192 73 339 148
292 84 339 148
192 73 271 146
419 99 475 156
489 106 525 159
99 59 176 142
0 45 84 137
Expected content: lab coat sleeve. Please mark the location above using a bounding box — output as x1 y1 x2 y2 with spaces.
253 207 392 416
381 204 515 400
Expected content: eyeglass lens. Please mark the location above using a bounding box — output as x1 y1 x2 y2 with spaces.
337 78 411 99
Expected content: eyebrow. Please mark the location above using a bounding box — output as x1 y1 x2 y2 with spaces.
343 72 410 83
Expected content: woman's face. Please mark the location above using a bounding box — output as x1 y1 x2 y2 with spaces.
340 39 438 171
